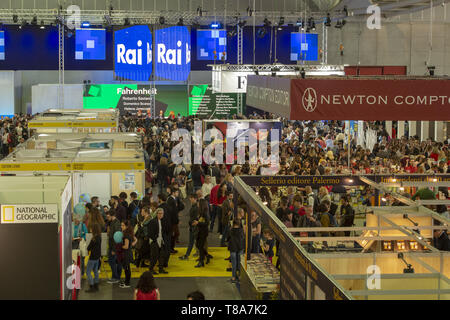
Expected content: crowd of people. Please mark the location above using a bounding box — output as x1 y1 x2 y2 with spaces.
0 115 30 159
4 112 449 294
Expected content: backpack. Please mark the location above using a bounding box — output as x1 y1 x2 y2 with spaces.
131 201 141 220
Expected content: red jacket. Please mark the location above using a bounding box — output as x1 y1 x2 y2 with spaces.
210 184 220 205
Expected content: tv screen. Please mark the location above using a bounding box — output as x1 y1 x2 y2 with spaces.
290 33 318 61
75 28 106 60
197 29 227 61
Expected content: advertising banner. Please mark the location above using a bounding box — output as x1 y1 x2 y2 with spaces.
188 84 242 118
246 76 291 118
114 25 191 82
1 204 58 224
83 84 188 117
290 78 450 120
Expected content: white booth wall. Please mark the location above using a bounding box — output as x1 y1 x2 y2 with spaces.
0 71 16 117
31 84 83 114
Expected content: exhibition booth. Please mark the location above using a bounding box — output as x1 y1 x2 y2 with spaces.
28 108 119 134
0 133 145 205
234 174 450 300
0 175 72 300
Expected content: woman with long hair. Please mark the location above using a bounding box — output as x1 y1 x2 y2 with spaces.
85 223 102 293
119 220 137 288
195 198 210 268
133 271 160 300
87 207 105 232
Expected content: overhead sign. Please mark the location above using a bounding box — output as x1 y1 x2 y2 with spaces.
154 26 191 81
246 76 291 118
114 25 191 82
1 204 58 224
188 84 240 118
290 78 450 120
114 25 153 81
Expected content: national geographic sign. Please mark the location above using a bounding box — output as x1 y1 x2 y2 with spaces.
1 204 58 224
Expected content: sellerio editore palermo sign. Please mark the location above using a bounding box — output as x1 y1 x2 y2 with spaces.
1 204 58 224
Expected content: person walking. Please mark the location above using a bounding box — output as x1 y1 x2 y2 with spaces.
228 218 244 283
179 194 199 260
119 221 137 288
134 271 161 300
195 199 210 268
220 191 234 247
85 223 102 293
148 208 168 275
134 207 151 268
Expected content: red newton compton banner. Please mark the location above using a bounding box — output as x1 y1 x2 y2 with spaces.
290 78 450 120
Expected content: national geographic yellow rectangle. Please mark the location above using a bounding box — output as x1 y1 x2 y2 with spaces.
0 163 72 171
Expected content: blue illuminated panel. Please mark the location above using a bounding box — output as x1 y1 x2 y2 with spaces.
75 28 106 60
290 33 318 61
0 31 4 60
155 26 191 81
114 25 152 81
197 29 227 60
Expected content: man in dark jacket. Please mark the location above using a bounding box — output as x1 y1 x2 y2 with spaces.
106 212 122 283
227 219 244 282
167 187 185 254
179 194 199 260
339 195 355 236
127 192 140 223
157 193 171 270
433 221 450 251
148 208 168 274
220 191 234 247
110 196 127 222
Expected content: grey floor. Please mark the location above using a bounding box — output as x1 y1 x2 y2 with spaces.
78 188 241 300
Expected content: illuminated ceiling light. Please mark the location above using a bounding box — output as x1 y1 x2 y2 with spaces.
392 177 397 182
399 187 405 191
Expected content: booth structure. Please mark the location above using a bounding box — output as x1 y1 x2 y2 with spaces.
28 109 119 134
0 133 145 206
234 174 450 300
0 175 72 300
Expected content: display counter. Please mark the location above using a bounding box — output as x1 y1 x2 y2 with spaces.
239 253 279 300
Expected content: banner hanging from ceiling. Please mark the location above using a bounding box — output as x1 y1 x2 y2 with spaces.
289 78 450 120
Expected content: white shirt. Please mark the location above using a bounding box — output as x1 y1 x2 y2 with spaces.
157 219 163 247
202 183 214 199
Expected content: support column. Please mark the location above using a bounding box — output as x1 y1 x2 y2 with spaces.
421 121 430 141
385 121 393 139
434 121 445 142
409 121 417 137
398 121 405 139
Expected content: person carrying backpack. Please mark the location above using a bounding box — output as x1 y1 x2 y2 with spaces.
128 192 141 226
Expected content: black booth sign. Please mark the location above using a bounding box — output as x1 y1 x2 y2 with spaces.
240 174 450 187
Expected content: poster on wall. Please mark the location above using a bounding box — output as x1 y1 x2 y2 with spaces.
119 173 136 190
83 84 188 117
189 85 242 118
0 31 5 60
